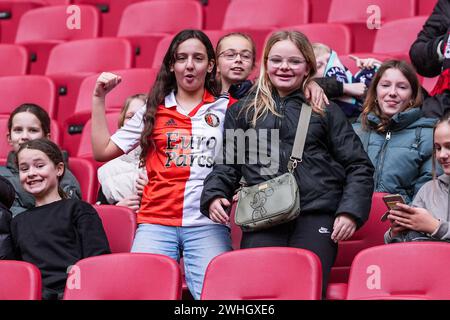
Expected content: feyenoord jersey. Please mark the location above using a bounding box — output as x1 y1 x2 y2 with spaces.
111 90 233 227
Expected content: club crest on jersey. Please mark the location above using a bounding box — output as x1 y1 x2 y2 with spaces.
204 113 220 127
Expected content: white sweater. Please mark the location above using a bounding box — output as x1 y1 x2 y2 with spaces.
97 147 146 204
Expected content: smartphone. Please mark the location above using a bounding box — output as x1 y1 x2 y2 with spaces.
381 194 406 222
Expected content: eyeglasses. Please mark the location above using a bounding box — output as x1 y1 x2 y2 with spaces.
268 56 306 69
218 49 254 62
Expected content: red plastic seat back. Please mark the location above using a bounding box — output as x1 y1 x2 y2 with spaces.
76 112 120 159
46 0 72 4
0 260 42 300
347 243 450 300
328 0 416 23
373 16 428 57
68 157 97 203
94 205 136 253
117 0 203 36
329 192 390 284
63 253 182 300
15 5 99 43
74 68 155 115
45 38 132 75
73 0 143 36
201 247 322 300
0 1 42 43
289 23 352 54
223 0 309 30
152 35 173 70
0 75 56 119
417 0 438 16
0 44 28 75
203 0 231 30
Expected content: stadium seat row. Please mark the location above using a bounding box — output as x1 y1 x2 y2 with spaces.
2 241 450 300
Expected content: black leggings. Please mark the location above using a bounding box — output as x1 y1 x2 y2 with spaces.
240 211 338 298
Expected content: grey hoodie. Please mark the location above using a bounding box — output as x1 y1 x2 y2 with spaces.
385 174 450 242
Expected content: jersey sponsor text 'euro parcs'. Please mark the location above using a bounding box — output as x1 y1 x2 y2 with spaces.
111 90 235 226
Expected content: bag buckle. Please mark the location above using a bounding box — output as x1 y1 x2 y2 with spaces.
288 157 301 172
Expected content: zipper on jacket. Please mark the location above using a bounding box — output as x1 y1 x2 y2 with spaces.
374 130 391 187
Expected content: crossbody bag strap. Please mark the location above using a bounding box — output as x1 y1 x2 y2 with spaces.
288 103 312 172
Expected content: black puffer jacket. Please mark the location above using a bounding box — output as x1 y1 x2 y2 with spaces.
0 176 14 260
409 0 450 77
200 91 374 228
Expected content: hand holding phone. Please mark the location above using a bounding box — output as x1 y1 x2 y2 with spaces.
381 194 406 222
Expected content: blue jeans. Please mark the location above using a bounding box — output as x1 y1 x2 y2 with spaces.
131 223 232 300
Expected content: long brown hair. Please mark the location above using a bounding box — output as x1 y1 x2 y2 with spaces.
16 138 67 199
360 60 423 133
243 30 317 127
139 29 219 166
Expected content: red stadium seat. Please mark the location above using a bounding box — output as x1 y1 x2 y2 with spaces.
152 35 173 70
63 253 182 300
328 0 416 52
326 192 390 300
117 0 203 68
201 247 322 300
338 53 395 75
62 68 155 156
203 0 230 30
72 0 142 37
0 260 42 300
44 0 72 4
15 5 100 74
310 0 333 23
372 16 428 60
46 38 132 75
0 75 56 119
0 44 27 75
0 1 42 43
75 112 120 161
222 0 309 30
68 157 98 203
346 243 450 300
289 23 352 54
45 38 132 124
94 205 137 253
417 0 438 16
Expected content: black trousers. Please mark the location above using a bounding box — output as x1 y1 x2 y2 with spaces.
240 211 338 299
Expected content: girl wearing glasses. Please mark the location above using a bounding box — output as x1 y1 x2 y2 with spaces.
215 33 256 99
201 30 374 297
215 32 332 110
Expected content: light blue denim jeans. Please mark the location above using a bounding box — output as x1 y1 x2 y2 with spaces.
131 223 232 299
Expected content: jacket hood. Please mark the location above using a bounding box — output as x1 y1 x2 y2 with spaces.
366 108 437 131
438 174 450 187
